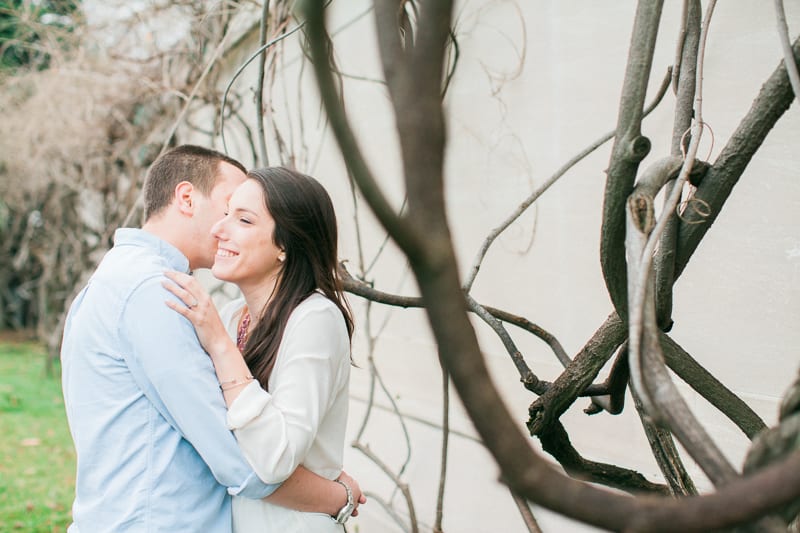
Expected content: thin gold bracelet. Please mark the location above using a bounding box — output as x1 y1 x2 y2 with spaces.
220 375 254 391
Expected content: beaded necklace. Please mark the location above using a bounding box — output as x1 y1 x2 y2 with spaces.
236 307 251 352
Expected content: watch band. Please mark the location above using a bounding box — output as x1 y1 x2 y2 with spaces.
333 478 354 524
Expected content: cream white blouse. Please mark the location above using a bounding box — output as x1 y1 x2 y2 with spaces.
219 292 351 532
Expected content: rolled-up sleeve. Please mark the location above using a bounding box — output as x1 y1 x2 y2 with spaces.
227 303 347 484
120 276 279 499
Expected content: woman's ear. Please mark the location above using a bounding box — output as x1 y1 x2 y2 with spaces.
175 181 195 215
278 250 286 263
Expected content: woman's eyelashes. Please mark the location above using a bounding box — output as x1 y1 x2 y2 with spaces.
222 209 252 225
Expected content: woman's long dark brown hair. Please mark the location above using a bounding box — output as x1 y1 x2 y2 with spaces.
242 167 354 390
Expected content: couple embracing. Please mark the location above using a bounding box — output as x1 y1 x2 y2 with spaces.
61 145 366 532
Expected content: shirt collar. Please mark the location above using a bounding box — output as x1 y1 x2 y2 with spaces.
113 228 191 273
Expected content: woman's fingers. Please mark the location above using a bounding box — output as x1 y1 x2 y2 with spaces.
351 493 366 516
162 270 230 355
164 298 192 318
163 270 194 287
162 271 206 309
161 278 197 309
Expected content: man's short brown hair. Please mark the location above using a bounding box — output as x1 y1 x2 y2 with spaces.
143 145 247 221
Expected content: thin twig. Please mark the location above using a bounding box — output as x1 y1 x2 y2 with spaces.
220 20 306 154
671 0 690 92
349 393 481 443
353 442 419 533
510 491 544 533
465 294 546 394
463 66 672 292
361 491 414 532
255 0 271 166
774 0 800 104
342 269 570 375
365 197 408 276
433 367 449 533
441 27 460 97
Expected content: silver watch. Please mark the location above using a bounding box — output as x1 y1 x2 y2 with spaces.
333 478 355 524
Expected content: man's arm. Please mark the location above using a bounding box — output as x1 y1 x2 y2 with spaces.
160 273 366 516
124 277 357 514
120 277 276 498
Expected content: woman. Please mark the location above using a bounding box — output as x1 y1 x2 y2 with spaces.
164 167 363 531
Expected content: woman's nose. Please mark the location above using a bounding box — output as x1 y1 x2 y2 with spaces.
211 218 226 239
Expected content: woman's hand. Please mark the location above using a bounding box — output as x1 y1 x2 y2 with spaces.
337 470 367 517
163 271 253 405
162 271 231 357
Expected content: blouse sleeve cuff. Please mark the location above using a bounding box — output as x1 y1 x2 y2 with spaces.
226 380 273 429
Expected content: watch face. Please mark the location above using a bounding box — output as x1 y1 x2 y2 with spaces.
336 503 355 524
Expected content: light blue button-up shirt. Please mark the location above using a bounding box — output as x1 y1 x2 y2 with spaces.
61 228 278 532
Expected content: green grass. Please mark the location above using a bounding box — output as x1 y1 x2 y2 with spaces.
0 341 75 532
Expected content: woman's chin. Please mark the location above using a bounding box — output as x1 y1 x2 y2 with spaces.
211 264 234 282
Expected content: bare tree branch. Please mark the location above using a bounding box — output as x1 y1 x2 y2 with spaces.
744 372 800 525
661 334 767 439
655 0 701 330
675 36 800 276
303 1 425 259
625 166 741 487
301 1 800 530
583 343 630 415
527 314 626 435
627 196 738 486
631 385 698 496
599 0 664 320
527 34 800 463
623 1 745 490
538 420 669 495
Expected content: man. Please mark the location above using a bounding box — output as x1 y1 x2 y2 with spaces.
61 145 360 532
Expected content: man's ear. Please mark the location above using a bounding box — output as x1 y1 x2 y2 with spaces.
175 181 195 216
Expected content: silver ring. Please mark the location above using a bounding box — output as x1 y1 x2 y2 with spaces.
189 299 199 308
